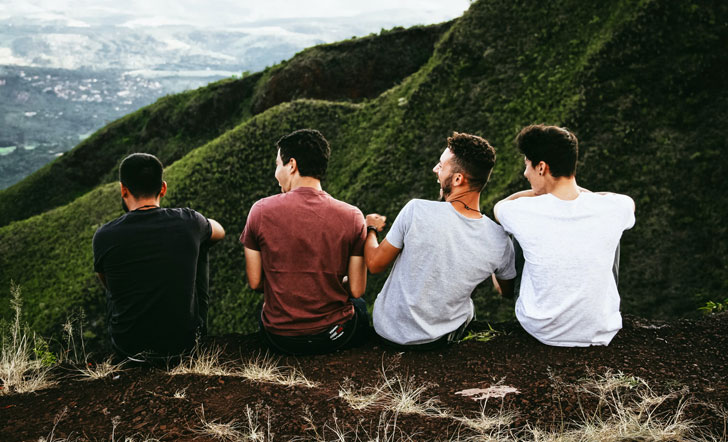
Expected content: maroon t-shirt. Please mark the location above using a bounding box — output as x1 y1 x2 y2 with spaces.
241 187 367 336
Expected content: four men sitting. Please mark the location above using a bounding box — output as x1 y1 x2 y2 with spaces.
95 125 635 359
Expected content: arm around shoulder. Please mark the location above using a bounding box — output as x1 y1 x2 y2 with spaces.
494 190 535 223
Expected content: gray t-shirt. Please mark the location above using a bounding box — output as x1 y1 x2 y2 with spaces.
372 199 516 345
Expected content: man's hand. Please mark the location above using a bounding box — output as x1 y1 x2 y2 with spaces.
366 214 387 232
364 213 401 274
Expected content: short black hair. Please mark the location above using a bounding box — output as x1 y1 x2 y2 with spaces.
516 125 578 178
277 129 330 181
447 132 496 191
119 153 164 198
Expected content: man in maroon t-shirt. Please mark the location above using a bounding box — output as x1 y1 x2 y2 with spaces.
241 129 369 355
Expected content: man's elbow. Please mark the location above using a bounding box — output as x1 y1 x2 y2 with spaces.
349 285 365 298
247 276 262 291
366 260 386 274
209 219 226 242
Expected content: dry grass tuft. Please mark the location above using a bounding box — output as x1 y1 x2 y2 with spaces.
194 405 245 441
337 367 446 418
382 372 443 417
169 343 236 377
302 407 417 442
455 403 516 436
526 371 702 442
169 347 317 388
193 405 271 442
237 353 318 388
0 283 56 395
75 356 125 381
338 378 388 411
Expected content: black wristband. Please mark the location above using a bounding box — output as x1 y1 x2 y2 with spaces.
367 226 379 236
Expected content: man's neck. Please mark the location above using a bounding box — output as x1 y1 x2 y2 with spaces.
446 189 482 218
547 176 580 201
126 198 160 211
289 176 322 192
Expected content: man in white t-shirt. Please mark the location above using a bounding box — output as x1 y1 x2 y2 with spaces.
494 124 635 347
365 132 517 350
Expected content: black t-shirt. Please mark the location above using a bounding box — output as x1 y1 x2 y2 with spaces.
92 207 212 356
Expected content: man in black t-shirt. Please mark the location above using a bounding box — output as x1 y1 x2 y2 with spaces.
93 153 225 359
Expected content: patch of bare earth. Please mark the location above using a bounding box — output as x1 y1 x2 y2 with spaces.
1 314 726 441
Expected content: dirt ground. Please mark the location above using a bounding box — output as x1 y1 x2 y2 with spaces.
1 314 726 441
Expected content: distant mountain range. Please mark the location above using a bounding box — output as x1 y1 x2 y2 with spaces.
0 13 453 188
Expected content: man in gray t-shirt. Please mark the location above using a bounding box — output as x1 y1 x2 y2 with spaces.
365 133 516 348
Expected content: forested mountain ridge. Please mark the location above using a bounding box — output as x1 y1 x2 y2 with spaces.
0 22 451 227
0 0 725 347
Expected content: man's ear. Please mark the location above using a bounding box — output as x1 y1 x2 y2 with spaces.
120 182 129 198
288 158 298 175
537 161 549 176
453 172 465 187
159 181 167 198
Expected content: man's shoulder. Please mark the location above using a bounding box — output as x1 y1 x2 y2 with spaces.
581 192 634 212
249 193 286 212
402 198 443 213
326 194 364 217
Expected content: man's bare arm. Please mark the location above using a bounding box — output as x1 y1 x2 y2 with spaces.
209 218 225 242
364 214 401 274
494 190 538 222
347 256 367 298
244 247 264 292
491 274 515 298
95 272 108 290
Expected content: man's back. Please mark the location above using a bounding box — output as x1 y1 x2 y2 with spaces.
242 186 366 335
497 192 635 346
93 207 212 356
373 199 515 345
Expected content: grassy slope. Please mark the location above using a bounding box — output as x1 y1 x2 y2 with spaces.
0 0 726 344
0 24 450 227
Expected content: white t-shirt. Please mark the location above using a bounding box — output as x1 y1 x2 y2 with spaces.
373 199 516 345
495 192 635 347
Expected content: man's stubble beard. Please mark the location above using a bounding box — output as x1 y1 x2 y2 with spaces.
438 173 454 202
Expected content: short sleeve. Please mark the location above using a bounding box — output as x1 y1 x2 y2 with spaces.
241 202 262 251
604 193 635 231
620 195 636 231
384 200 415 249
494 235 517 280
494 200 516 234
192 210 213 244
349 209 367 256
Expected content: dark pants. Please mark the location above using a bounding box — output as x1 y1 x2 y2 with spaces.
259 298 370 356
376 316 473 351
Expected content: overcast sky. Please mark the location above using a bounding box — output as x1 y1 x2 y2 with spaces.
0 0 472 28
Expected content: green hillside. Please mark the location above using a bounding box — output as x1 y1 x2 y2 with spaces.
1 0 726 347
0 23 450 227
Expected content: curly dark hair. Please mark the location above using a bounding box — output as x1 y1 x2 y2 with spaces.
446 132 496 191
516 124 578 178
277 129 331 181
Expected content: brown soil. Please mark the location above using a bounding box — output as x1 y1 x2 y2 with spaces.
2 314 726 441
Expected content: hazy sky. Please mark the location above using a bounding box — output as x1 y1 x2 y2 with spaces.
0 1 472 27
